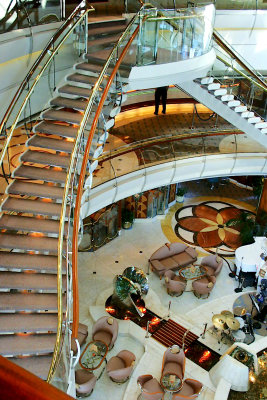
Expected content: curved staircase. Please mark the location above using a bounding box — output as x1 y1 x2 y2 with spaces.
0 15 129 380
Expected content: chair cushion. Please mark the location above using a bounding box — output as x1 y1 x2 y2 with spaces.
75 369 95 384
160 258 178 269
107 356 125 372
151 259 165 271
204 265 216 276
93 330 112 346
171 252 191 266
177 381 195 396
163 362 182 378
185 247 197 258
143 377 162 393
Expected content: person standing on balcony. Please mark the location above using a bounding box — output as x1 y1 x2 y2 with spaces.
154 86 168 115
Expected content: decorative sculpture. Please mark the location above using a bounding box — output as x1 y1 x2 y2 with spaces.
112 267 149 317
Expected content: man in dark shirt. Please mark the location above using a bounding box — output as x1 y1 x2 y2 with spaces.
154 86 168 115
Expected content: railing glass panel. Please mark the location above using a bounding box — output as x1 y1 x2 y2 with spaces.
0 0 62 34
137 4 215 66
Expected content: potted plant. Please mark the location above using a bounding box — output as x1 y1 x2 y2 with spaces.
176 187 187 203
121 208 134 229
226 211 255 245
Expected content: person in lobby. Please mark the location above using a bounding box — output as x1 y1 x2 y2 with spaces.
154 86 168 115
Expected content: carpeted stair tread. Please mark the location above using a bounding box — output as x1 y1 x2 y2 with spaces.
0 292 62 312
27 134 74 153
13 165 66 184
7 181 64 200
88 22 127 38
67 73 98 86
34 121 78 138
85 53 131 71
12 355 52 380
88 31 122 50
0 252 62 274
152 320 198 348
0 334 57 357
76 61 129 77
50 96 87 111
21 149 70 168
0 272 66 292
0 233 65 253
0 313 58 334
1 197 65 217
0 215 67 235
42 109 83 125
58 84 93 98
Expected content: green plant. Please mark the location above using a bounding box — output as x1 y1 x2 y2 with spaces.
252 176 264 198
121 208 134 225
226 211 256 245
176 187 187 196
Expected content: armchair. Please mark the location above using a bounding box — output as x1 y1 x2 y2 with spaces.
71 322 88 355
137 375 164 400
92 316 118 349
75 369 97 398
192 275 216 299
201 255 223 277
164 270 186 297
107 350 136 383
172 378 203 399
161 346 185 381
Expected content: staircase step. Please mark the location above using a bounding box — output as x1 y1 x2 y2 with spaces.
261 128 267 134
228 100 240 107
41 109 83 125
34 121 78 138
248 117 261 124
255 121 267 129
75 61 130 78
234 105 247 113
241 111 254 118
0 293 62 313
0 334 56 357
50 96 87 111
20 149 70 169
67 73 99 87
88 22 126 38
214 89 227 96
27 135 74 153
85 54 131 71
221 94 234 102
200 77 214 85
0 272 66 293
58 84 92 98
11 355 52 380
207 83 220 91
88 32 121 48
0 313 58 334
0 215 67 235
13 165 66 184
0 233 65 253
1 197 64 217
0 252 62 274
7 181 64 200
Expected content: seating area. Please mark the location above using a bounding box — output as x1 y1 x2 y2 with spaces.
75 316 137 397
138 345 203 400
149 242 223 300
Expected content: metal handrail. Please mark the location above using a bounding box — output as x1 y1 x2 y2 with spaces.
213 30 267 91
0 1 94 166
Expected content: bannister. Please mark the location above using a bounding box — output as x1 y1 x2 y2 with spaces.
213 30 267 91
71 26 140 341
0 355 73 400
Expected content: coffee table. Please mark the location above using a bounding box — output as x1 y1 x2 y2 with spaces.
79 340 108 371
179 264 207 291
160 373 183 392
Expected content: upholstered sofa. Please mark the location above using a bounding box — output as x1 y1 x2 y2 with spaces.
149 243 198 278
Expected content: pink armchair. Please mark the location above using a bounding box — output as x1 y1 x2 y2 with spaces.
137 375 164 400
71 323 88 355
172 378 203 399
92 316 118 349
201 255 223 277
164 270 186 297
75 369 97 397
192 275 216 299
161 347 185 381
107 350 136 383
